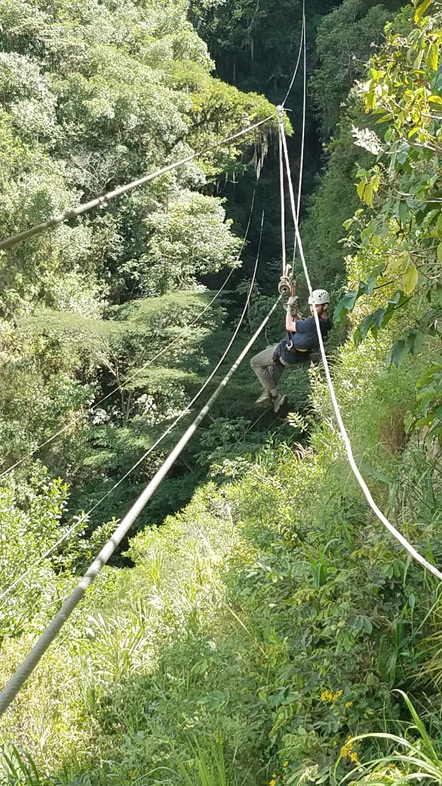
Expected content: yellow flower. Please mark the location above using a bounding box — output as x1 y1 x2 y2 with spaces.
340 745 350 758
345 701 353 708
283 761 289 768
269 780 277 786
350 751 360 764
321 688 343 702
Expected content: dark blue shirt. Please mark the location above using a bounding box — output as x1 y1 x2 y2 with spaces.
276 316 332 365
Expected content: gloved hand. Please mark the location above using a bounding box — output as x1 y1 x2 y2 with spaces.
286 295 299 314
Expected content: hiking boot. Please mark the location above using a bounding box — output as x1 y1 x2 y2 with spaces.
272 391 286 413
255 390 272 407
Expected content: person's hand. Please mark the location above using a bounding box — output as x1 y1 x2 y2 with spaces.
286 295 299 314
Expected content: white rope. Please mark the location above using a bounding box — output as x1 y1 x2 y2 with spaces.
279 2 305 282
0 189 258 480
279 129 287 276
0 214 264 605
0 116 272 251
277 110 442 584
281 1 305 108
292 7 306 263
0 291 281 715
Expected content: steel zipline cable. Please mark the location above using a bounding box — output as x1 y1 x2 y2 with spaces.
279 1 305 285
0 212 265 606
0 116 272 251
0 295 281 716
0 187 258 480
292 5 306 264
277 107 442 584
281 0 306 109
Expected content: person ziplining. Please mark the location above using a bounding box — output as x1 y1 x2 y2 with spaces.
250 288 332 412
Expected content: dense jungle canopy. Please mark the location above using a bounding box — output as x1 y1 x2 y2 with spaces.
1 0 442 783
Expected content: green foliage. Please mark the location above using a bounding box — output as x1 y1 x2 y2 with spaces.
334 2 442 438
2 287 441 783
173 738 239 786
312 0 405 138
0 466 69 639
339 691 442 785
0 0 276 315
4 4 442 786
407 356 442 441
302 0 406 297
142 192 243 295
0 744 49 786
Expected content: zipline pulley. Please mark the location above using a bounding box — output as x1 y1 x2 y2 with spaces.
278 263 297 300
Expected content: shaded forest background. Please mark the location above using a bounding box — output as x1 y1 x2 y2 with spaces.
0 0 405 543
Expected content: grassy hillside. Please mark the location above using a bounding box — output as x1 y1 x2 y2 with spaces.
1 245 441 783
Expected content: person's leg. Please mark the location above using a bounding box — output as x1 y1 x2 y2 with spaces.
250 345 284 402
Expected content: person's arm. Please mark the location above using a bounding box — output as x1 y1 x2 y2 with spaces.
285 309 298 332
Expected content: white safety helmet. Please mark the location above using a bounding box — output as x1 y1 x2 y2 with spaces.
308 288 330 306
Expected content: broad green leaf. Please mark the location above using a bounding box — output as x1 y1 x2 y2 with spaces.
366 274 379 295
427 43 439 71
334 290 358 322
357 181 365 200
388 253 408 273
399 201 408 225
403 264 418 294
414 48 425 69
364 183 373 207
437 241 442 262
387 338 407 368
372 307 387 329
353 325 362 347
414 0 433 24
376 112 394 124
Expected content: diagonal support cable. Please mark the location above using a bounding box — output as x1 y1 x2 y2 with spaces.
0 116 272 251
0 296 281 716
0 187 258 480
0 212 265 605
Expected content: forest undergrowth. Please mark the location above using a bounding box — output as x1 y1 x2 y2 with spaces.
1 250 442 786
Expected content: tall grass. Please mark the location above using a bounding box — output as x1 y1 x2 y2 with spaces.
336 691 442 785
174 738 245 786
0 745 48 786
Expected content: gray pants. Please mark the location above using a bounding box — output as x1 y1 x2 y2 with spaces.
250 344 284 392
